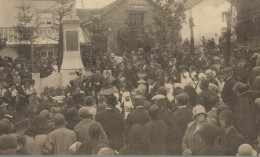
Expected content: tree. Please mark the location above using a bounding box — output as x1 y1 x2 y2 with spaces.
117 15 154 53
87 16 107 55
0 38 7 50
52 0 73 71
231 0 260 43
16 2 38 71
150 1 185 53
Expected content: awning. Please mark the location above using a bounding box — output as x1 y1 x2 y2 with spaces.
0 47 18 59
0 27 59 45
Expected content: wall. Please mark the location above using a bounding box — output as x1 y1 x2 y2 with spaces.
181 0 232 45
100 0 159 52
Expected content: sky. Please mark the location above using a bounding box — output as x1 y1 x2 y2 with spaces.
76 0 116 9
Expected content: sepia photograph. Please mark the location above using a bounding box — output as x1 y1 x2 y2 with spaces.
0 0 260 156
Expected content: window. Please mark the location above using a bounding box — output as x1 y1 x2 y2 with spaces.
130 0 146 6
38 13 53 26
41 51 47 58
129 13 144 28
41 47 55 58
222 12 228 23
48 51 54 58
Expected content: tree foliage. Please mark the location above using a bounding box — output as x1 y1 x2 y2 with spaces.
150 1 185 52
231 0 260 43
117 15 153 52
16 3 36 42
87 16 107 55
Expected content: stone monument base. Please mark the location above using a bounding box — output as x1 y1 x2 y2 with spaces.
60 69 82 87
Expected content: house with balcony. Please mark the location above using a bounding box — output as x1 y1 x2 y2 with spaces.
0 0 89 60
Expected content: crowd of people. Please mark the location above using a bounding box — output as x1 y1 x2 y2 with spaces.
1 46 260 156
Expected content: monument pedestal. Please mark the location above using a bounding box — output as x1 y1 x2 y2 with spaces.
60 15 84 87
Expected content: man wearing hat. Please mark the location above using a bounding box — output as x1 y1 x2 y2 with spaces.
146 72 161 101
221 67 237 108
125 95 150 134
232 82 256 143
43 113 77 155
197 123 225 155
218 110 245 156
124 62 138 91
145 105 168 155
23 115 48 155
87 67 105 104
74 107 108 144
0 134 17 155
170 93 193 155
237 144 257 156
95 94 124 151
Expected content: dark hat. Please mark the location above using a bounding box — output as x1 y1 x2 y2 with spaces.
148 104 159 118
132 95 145 107
221 67 233 73
53 113 65 126
40 110 51 119
232 82 248 94
219 110 233 124
65 96 74 106
88 122 101 138
15 133 26 146
105 94 117 107
217 105 229 116
157 87 168 96
0 119 14 132
32 115 47 127
200 78 210 88
79 107 92 118
176 93 189 106
198 123 222 144
66 107 78 119
147 72 160 81
0 134 17 150
85 96 95 106
0 122 12 134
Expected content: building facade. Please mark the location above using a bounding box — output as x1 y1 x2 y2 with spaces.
171 0 235 45
80 0 162 53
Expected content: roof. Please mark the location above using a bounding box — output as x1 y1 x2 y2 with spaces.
76 0 117 9
80 0 162 25
184 0 202 10
76 9 99 20
170 0 202 11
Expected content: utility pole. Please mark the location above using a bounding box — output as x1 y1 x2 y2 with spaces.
189 12 195 61
30 29 35 72
226 2 233 66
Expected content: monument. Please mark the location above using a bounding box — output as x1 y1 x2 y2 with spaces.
60 0 84 87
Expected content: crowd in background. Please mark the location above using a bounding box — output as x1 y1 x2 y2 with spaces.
1 45 260 156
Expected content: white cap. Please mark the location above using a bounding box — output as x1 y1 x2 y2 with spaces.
192 105 207 117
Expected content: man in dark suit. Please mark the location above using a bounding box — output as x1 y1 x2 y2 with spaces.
170 93 193 155
198 78 216 112
146 73 161 101
221 67 237 109
145 105 168 155
95 94 124 151
125 95 150 132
